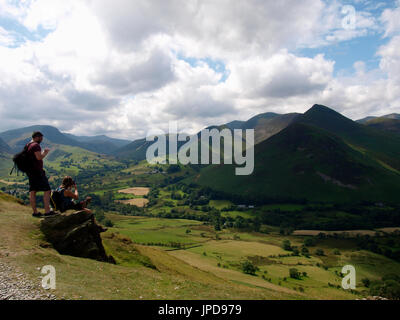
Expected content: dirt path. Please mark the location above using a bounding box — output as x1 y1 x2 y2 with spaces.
0 262 57 300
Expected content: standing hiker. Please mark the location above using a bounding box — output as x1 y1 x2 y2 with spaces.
26 131 56 217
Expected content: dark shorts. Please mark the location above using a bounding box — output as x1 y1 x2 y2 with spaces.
27 170 51 192
61 201 85 213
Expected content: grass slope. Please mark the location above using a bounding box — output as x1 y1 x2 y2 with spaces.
0 193 301 300
189 122 400 203
363 118 400 136
297 105 400 172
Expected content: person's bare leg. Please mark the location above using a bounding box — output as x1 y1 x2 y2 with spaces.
43 190 51 213
30 191 37 213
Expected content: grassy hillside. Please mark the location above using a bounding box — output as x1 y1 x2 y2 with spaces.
0 144 122 192
0 137 12 154
298 105 400 172
189 122 400 203
362 118 400 136
0 192 305 300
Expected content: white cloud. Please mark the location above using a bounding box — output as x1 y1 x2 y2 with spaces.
0 26 16 46
0 0 398 140
381 2 400 37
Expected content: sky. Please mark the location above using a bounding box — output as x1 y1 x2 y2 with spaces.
0 0 400 140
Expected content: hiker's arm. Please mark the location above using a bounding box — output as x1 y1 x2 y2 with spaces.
64 189 79 200
34 148 50 161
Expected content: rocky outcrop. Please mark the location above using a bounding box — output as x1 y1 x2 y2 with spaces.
40 211 115 263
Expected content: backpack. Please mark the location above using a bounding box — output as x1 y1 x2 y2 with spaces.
50 188 64 212
10 142 35 175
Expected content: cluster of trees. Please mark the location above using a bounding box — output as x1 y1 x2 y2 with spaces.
94 209 114 227
89 192 145 216
282 239 323 258
365 274 400 299
256 204 400 231
289 268 307 280
356 234 400 262
241 260 259 275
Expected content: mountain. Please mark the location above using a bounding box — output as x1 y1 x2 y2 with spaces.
115 135 191 162
361 118 400 136
357 116 378 124
212 112 300 144
188 105 400 203
383 113 400 120
252 113 300 144
114 137 153 161
296 105 400 172
63 133 131 154
115 111 299 161
0 125 121 178
63 133 131 148
218 112 300 144
357 113 400 123
0 137 12 154
0 125 130 155
0 125 82 151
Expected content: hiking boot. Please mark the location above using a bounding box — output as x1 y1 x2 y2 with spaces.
44 211 57 217
32 212 43 218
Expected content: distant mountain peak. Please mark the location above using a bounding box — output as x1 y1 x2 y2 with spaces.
384 113 400 120
308 104 339 114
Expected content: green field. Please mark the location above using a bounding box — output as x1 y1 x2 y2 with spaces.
102 213 400 299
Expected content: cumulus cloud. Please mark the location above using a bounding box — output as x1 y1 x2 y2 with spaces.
225 52 334 99
92 48 176 95
381 2 400 37
0 0 398 140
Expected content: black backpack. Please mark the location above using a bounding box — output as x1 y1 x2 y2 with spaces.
50 188 64 212
10 142 35 175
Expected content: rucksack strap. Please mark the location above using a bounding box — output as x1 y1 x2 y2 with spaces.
25 141 35 152
9 163 16 176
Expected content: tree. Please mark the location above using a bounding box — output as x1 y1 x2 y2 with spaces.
104 219 114 227
292 248 300 256
303 238 315 247
289 268 301 280
241 260 259 276
362 278 370 288
301 247 309 256
282 240 292 251
253 217 261 232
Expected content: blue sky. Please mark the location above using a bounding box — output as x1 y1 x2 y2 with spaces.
0 15 51 47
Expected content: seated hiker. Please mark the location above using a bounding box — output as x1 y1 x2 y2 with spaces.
53 176 107 232
55 176 92 213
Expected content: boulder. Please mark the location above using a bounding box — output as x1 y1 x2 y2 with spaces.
40 211 115 263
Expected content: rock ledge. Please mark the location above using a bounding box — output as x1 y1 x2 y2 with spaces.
40 211 115 263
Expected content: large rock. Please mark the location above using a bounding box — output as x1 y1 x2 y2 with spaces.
40 211 115 263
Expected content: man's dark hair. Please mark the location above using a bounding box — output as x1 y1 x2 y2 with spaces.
32 131 43 138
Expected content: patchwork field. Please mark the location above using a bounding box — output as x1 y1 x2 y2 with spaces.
116 199 149 208
0 179 25 186
118 187 150 196
104 214 400 300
